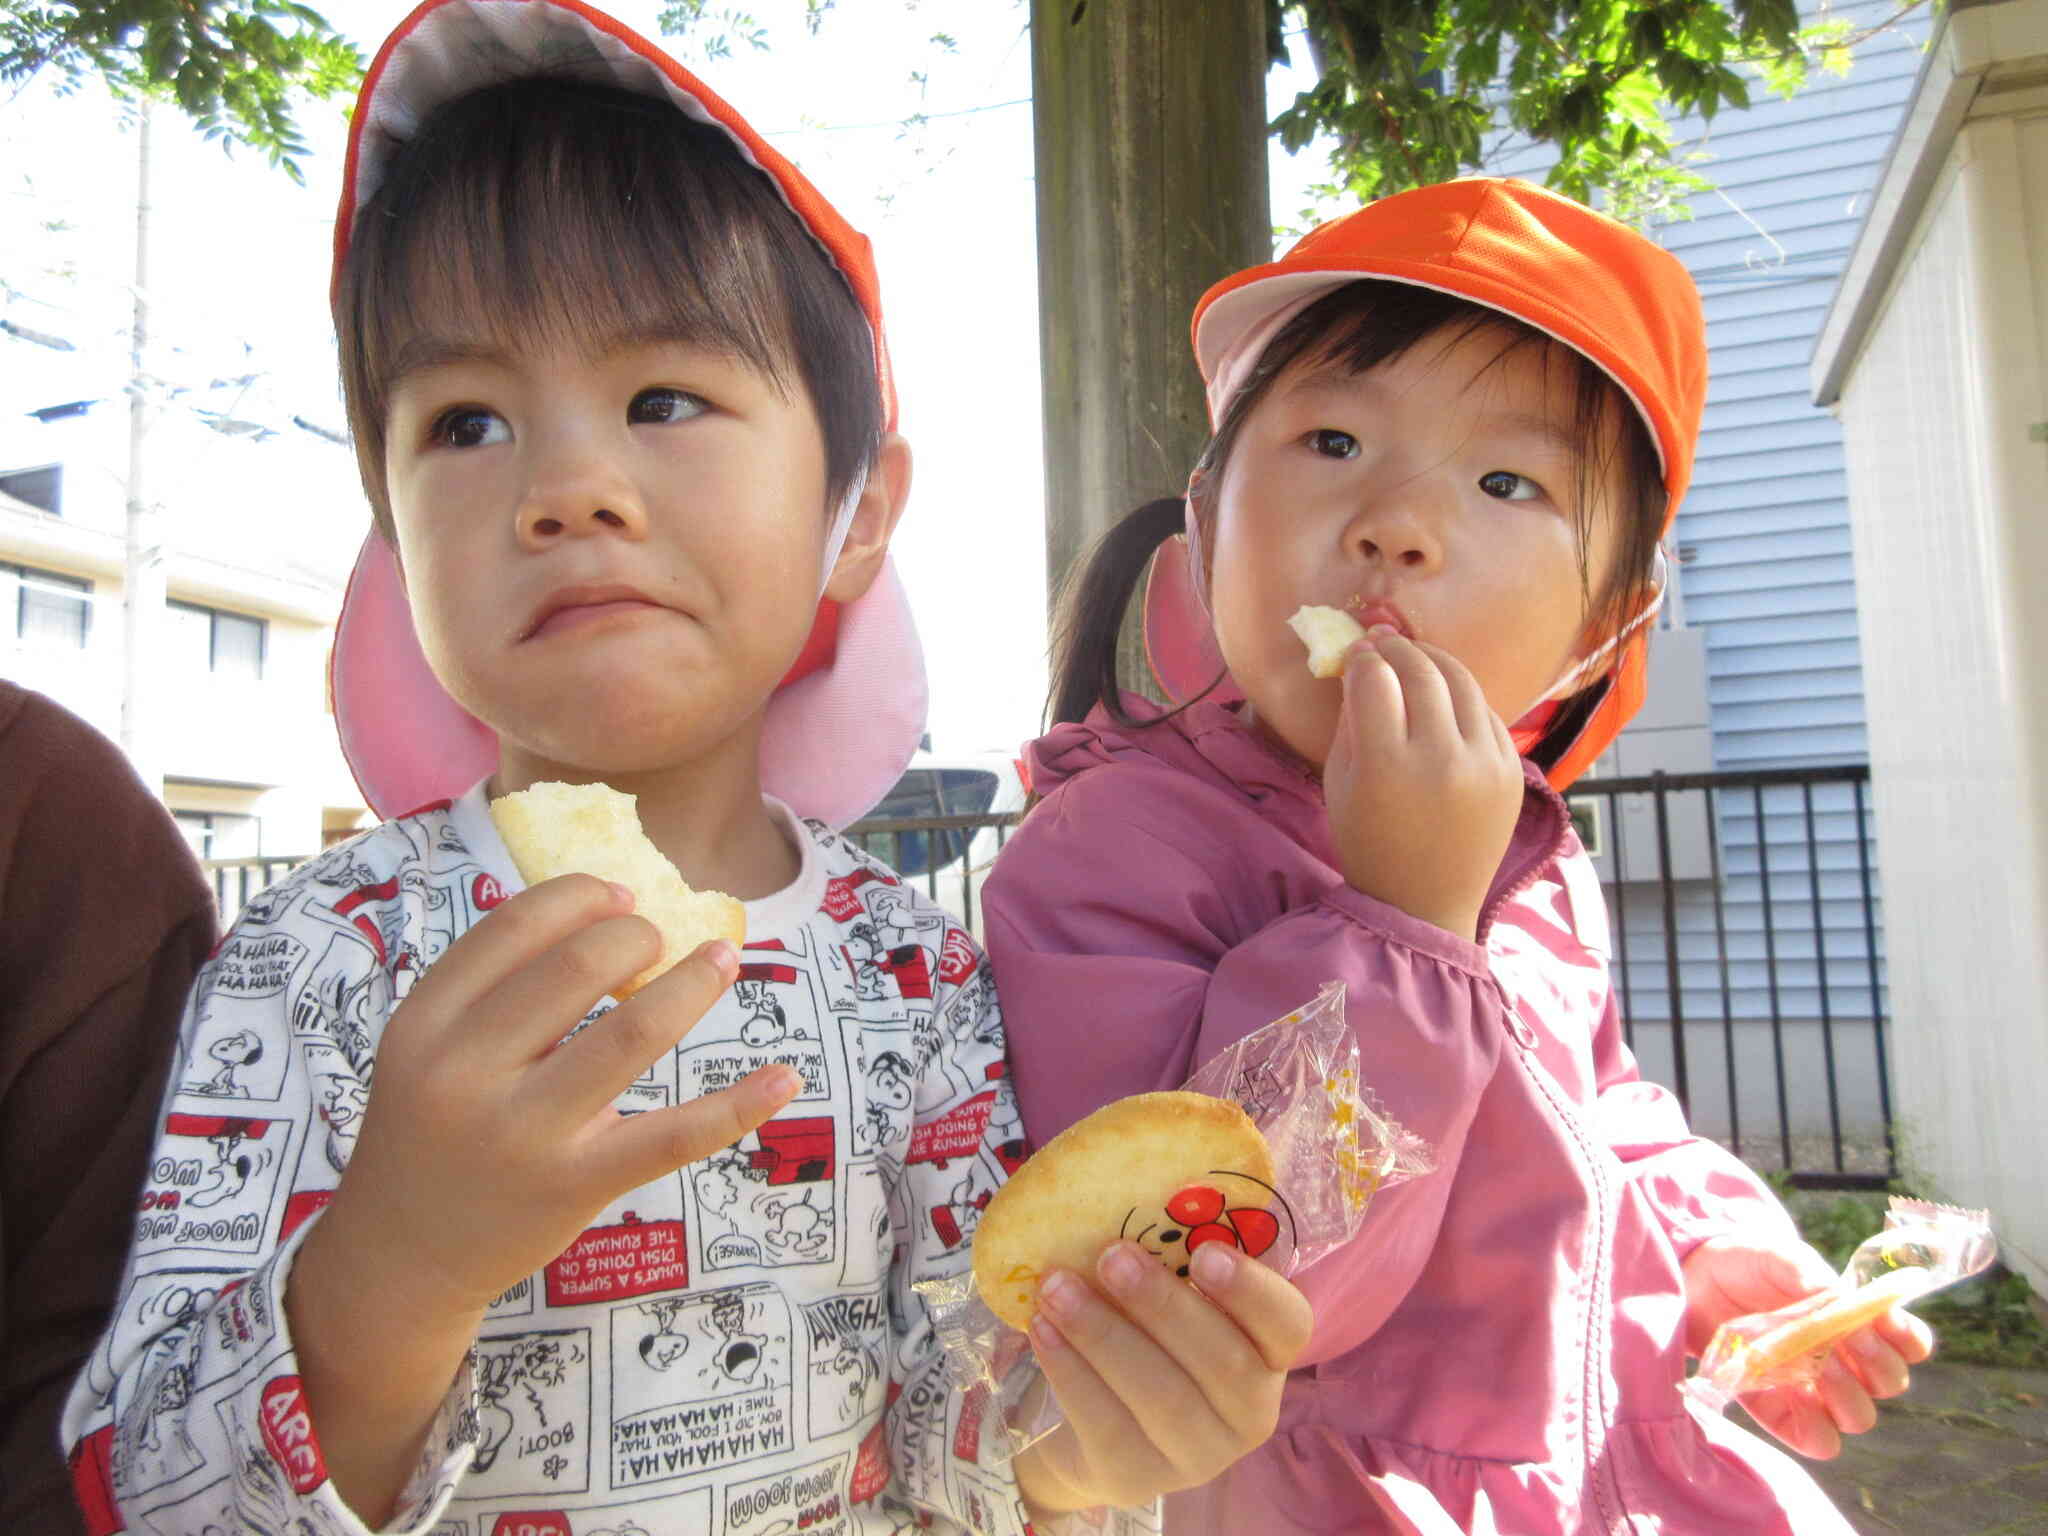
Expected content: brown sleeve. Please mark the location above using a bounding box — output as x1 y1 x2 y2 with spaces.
0 685 217 1535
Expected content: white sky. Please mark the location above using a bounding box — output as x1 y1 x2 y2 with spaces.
0 0 1335 757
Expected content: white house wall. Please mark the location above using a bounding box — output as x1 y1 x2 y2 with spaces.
1835 113 2048 1287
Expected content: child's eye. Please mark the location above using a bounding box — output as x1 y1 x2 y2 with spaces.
1307 428 1359 460
431 407 509 450
1478 469 1542 501
629 387 707 425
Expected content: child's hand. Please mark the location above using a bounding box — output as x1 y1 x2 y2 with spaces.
1323 628 1524 940
1683 1231 1934 1459
311 873 798 1320
1013 1240 1313 1515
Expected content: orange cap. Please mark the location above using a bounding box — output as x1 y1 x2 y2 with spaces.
1186 178 1708 789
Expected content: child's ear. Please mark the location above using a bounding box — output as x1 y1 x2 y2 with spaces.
823 432 913 603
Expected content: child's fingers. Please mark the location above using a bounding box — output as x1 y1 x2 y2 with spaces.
1023 1315 1167 1495
523 939 740 1124
1183 1242 1315 1373
1816 1352 1879 1436
1836 1325 1912 1400
586 1065 801 1194
400 873 632 1037
1030 1266 1243 1475
1367 630 1456 742
1409 638 1496 745
1746 1384 1840 1460
1873 1304 1935 1365
1338 636 1405 749
475 913 664 1069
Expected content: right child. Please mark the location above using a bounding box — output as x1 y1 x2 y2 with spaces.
59 3 1309 1532
983 178 1930 1533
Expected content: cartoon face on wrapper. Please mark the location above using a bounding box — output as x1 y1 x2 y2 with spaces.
1120 1171 1294 1278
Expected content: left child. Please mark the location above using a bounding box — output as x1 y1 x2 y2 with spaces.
60 3 1309 1532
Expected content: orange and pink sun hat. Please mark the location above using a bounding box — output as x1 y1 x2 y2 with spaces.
1144 176 1709 790
326 0 923 828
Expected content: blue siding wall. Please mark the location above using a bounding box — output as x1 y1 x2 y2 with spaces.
1492 7 1927 1151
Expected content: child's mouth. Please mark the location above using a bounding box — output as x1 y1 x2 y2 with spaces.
1346 599 1414 639
523 584 669 640
528 598 662 638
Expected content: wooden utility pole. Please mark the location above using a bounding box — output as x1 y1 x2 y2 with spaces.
1031 0 1271 678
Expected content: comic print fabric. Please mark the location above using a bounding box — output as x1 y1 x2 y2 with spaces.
61 784 1061 1536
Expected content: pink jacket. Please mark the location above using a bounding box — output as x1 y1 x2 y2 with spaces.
981 699 1855 1535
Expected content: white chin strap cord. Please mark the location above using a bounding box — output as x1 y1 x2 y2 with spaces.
817 462 870 600
1525 545 1670 714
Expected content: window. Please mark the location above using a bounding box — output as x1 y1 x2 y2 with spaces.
174 810 260 861
1566 796 1605 859
1 562 91 649
0 464 60 514
169 600 266 680
860 768 1000 877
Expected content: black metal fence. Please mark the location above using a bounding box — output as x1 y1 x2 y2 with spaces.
205 764 1888 1189
1567 764 1891 1190
205 856 305 923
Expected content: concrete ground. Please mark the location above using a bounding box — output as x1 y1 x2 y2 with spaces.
1804 1359 2048 1534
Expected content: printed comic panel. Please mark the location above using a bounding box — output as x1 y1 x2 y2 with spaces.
488 1274 538 1323
837 1160 890 1291
542 1171 689 1311
844 1019 916 1167
296 1035 367 1192
883 1369 956 1512
691 1115 838 1273
290 931 391 1076
905 1091 1007 1258
467 1329 595 1500
133 1112 296 1262
479 1488 710 1536
819 871 944 1032
942 953 1004 1058
948 1460 1033 1536
127 1472 235 1536
800 1291 888 1444
721 1451 851 1536
166 1354 363 1533
178 931 311 1101
608 1283 794 1490
677 950 834 1106
76 1270 244 1503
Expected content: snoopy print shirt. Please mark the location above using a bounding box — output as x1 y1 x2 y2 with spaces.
62 784 1071 1536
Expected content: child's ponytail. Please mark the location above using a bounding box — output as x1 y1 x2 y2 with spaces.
1047 497 1199 728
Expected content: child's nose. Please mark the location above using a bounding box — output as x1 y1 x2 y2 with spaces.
515 470 649 547
1347 486 1443 570
512 489 647 548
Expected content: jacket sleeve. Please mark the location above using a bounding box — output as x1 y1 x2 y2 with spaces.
879 922 1060 1535
0 693 216 1536
982 769 1508 1367
1588 987 1801 1266
60 893 477 1536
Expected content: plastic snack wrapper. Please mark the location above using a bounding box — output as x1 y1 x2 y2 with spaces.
913 982 1433 1490
1685 1196 1997 1416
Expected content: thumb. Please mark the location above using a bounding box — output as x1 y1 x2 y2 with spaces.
1761 1240 1841 1302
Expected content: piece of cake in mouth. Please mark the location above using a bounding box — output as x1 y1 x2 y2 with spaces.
489 780 746 999
1287 604 1370 679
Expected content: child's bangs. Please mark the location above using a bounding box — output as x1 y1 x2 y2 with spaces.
354 81 798 405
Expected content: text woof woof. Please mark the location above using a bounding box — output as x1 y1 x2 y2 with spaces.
729 1464 842 1527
